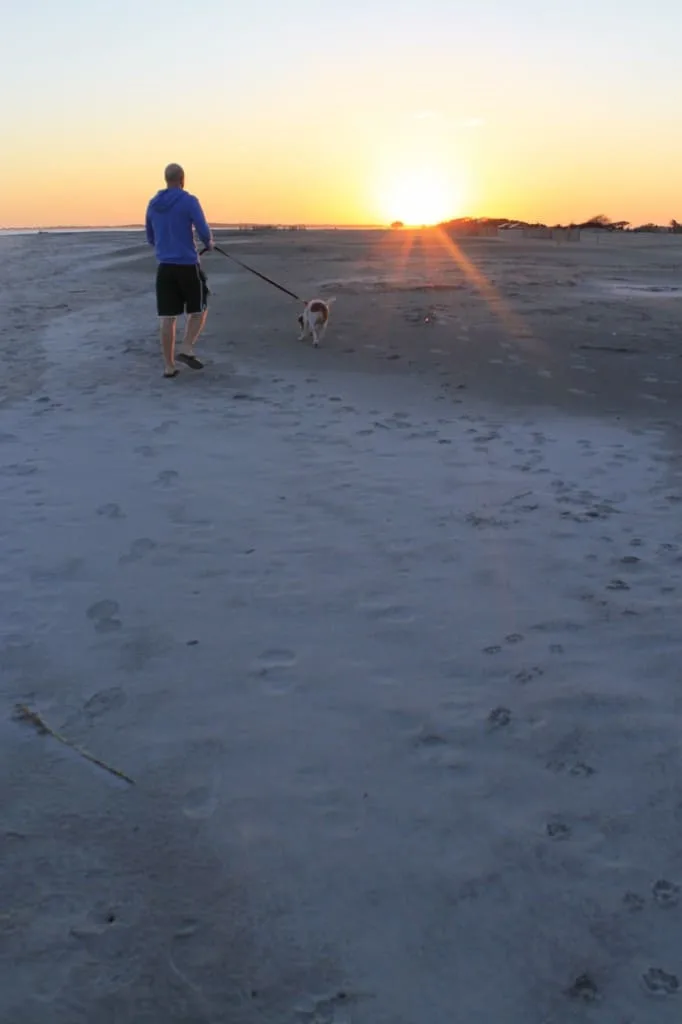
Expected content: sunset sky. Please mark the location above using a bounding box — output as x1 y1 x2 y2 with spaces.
3 0 681 228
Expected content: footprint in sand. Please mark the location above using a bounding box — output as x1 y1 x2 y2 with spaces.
86 599 122 633
256 649 297 670
566 974 599 1003
642 967 679 996
157 469 179 486
652 879 680 908
505 633 524 645
96 502 125 519
568 762 595 777
546 820 571 840
83 687 126 719
0 462 38 478
414 729 449 749
294 990 363 1019
70 903 121 940
515 667 544 684
360 600 415 625
488 707 512 730
119 538 158 565
152 419 179 435
411 726 463 768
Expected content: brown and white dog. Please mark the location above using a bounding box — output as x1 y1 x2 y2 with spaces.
297 297 336 347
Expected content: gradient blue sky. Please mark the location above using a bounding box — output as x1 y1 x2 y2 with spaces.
3 0 681 226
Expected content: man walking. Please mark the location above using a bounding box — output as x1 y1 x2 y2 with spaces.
145 163 214 377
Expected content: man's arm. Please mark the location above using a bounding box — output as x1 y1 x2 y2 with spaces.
145 208 155 247
190 196 213 249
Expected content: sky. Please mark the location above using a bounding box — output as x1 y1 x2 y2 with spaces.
3 0 681 227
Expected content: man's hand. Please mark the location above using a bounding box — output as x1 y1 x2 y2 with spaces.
203 239 214 251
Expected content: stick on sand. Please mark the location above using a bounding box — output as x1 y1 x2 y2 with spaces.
14 704 135 785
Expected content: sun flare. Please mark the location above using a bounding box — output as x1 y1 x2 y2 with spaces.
379 168 460 226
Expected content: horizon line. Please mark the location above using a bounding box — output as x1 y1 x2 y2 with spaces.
1 222 387 233
2 213 678 233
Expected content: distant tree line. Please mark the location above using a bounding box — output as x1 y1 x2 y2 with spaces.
574 214 682 233
430 214 682 234
393 214 679 234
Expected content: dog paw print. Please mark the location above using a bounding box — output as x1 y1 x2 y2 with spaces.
86 599 122 634
515 666 543 684
483 645 502 655
488 707 512 730
546 820 571 840
652 879 680 908
607 579 630 591
566 973 599 1003
642 967 679 997
569 761 595 777
414 730 449 749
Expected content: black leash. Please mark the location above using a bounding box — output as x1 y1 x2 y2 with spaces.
200 244 303 303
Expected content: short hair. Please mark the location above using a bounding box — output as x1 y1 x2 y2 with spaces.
164 163 184 185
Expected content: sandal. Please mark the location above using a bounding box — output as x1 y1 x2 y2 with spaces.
177 353 204 370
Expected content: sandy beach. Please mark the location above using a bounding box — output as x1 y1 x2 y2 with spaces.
2 227 682 1023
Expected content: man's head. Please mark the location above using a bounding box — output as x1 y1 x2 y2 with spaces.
164 163 185 189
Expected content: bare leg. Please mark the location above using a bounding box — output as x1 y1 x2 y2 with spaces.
160 317 177 374
179 311 207 355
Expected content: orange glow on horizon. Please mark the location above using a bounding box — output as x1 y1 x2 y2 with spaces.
377 167 463 227
3 1 682 232
3 126 682 230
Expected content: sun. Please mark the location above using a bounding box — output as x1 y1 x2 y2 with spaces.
379 168 460 227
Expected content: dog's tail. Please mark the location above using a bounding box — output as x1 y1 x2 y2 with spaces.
326 296 337 306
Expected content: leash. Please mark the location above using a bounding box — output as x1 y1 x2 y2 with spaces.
200 244 304 303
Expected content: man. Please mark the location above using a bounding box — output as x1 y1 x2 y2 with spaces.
145 163 213 378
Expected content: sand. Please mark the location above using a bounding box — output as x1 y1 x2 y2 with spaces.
1 227 682 1023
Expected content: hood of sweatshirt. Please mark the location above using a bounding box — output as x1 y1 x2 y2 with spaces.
147 187 188 214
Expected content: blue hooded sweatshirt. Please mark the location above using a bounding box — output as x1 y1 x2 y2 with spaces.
145 187 212 265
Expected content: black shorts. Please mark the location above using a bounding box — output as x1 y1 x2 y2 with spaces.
156 263 209 317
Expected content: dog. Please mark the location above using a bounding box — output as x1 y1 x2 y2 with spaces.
297 297 336 347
